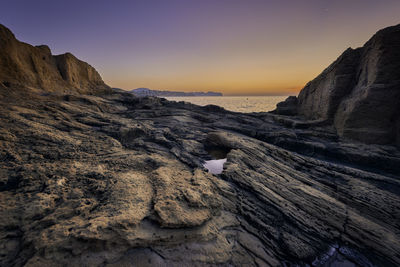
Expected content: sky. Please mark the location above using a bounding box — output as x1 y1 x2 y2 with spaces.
1 0 400 95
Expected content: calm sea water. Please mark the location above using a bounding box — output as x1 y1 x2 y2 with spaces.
165 96 289 113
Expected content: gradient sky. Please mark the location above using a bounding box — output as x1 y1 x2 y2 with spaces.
1 0 400 95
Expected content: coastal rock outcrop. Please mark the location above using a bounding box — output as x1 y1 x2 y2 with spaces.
297 47 362 120
0 24 111 94
274 24 400 146
334 25 400 144
1 91 399 267
273 95 298 115
1 24 399 267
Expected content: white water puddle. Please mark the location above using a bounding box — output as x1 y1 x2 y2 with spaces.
203 158 227 175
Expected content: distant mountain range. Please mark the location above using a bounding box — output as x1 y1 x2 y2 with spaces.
113 87 223 97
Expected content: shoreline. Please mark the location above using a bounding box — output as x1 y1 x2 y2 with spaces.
1 91 399 265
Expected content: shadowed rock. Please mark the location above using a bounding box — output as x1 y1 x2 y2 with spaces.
274 24 400 146
273 95 298 115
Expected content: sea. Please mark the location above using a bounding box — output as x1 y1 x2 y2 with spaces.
165 95 290 113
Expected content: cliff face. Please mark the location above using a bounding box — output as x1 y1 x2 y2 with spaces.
0 24 111 94
276 24 400 146
297 48 362 120
334 25 400 144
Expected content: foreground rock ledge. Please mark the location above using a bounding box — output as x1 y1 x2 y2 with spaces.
1 91 399 266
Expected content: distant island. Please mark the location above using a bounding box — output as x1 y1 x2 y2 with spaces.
113 87 223 97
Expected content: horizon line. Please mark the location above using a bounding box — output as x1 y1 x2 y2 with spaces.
113 87 300 96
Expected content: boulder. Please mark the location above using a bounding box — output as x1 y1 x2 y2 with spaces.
274 95 298 115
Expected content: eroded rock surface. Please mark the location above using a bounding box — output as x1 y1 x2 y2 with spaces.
1 23 399 267
0 24 111 94
1 91 399 266
274 24 400 146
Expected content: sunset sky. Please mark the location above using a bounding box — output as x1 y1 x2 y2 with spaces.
2 0 400 95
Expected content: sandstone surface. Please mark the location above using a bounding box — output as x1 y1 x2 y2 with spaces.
0 24 110 95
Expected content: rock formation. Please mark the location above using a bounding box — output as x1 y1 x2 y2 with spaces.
273 95 298 115
274 24 400 146
1 24 400 266
0 24 111 95
2 89 400 267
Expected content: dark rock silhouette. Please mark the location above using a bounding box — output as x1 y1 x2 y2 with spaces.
297 48 362 120
275 24 400 146
273 95 298 115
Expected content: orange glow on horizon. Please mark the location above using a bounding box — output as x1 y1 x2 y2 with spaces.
18 1 395 96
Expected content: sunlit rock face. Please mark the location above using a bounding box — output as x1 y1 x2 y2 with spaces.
274 24 400 147
0 24 111 95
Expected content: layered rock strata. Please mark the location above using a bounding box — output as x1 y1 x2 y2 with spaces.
0 24 110 94
1 92 400 266
275 24 400 146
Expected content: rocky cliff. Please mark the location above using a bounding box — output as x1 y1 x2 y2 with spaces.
275 24 400 146
1 24 400 267
0 24 111 94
